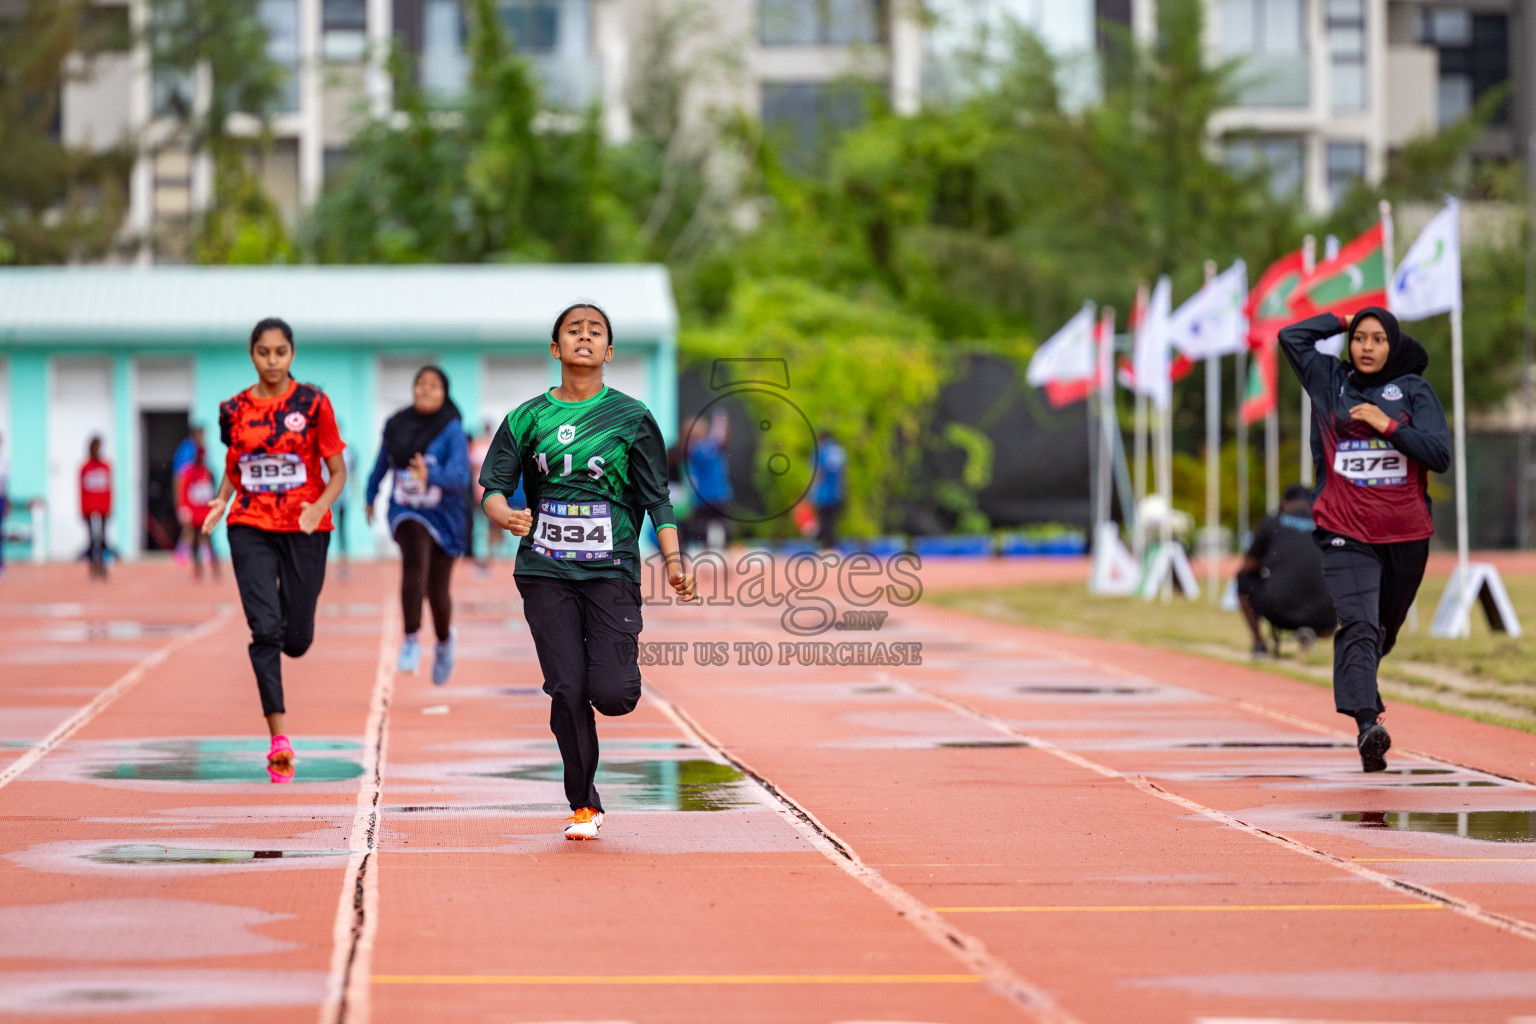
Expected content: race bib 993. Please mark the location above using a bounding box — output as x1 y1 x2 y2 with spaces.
238 453 307 493
1333 439 1407 487
532 499 614 561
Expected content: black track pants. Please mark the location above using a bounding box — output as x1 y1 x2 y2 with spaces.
228 524 330 716
515 574 643 812
1317 531 1429 718
394 519 455 642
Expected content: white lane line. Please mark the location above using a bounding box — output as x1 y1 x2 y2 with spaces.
964 613 1534 785
647 686 1084 1024
0 611 231 791
909 682 1536 945
318 600 399 1024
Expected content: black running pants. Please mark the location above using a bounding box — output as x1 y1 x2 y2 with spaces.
515 574 644 812
1316 531 1429 719
394 519 454 642
228 524 330 716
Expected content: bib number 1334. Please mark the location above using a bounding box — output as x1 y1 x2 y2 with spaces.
533 499 614 561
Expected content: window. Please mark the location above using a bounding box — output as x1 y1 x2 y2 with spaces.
1225 135 1305 200
1326 140 1366 206
1219 0 1308 107
1419 8 1509 126
761 81 866 170
1326 0 1366 111
421 0 469 97
259 0 300 112
501 0 560 52
323 0 367 61
760 0 887 47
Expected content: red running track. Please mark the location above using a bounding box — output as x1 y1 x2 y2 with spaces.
0 558 1534 1024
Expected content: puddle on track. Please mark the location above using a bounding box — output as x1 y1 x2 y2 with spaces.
88 739 362 784
470 759 751 812
84 844 348 865
1014 685 1154 696
1329 810 1536 841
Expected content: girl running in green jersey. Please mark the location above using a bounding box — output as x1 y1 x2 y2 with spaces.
479 303 697 839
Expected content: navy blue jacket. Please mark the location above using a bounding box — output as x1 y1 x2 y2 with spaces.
1280 314 1450 544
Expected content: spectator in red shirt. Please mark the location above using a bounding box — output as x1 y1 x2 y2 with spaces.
79 436 112 580
176 444 219 580
202 317 348 783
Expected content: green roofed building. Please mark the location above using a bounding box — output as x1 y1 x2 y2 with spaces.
0 265 678 562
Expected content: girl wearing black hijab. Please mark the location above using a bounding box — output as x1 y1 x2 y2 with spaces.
365 366 471 684
1280 307 1451 772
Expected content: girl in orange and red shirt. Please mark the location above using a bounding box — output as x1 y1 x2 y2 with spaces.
79 436 112 579
202 317 347 782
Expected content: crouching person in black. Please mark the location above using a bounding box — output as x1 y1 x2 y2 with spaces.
1237 484 1337 659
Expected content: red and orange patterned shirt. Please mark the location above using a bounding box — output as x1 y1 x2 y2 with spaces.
219 379 346 532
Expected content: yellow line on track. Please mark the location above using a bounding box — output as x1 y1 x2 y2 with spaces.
372 974 980 985
933 903 1441 913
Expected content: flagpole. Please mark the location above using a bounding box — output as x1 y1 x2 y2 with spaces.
1300 235 1317 487
1236 346 1249 541
1451 303 1471 592
1265 401 1279 511
1202 261 1221 603
1096 306 1116 537
1132 281 1150 559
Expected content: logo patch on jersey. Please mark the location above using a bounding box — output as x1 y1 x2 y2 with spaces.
284 412 308 432
557 424 575 444
1381 384 1403 401
1331 536 1346 547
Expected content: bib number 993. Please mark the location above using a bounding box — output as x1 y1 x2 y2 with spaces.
238 453 307 493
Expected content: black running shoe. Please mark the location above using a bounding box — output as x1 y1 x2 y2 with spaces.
1357 723 1391 773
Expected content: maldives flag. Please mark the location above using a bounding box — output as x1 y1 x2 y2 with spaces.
1239 341 1277 425
1246 248 1307 348
1287 221 1390 320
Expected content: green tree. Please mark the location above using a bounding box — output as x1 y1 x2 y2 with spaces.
0 0 131 264
307 0 638 263
148 0 292 261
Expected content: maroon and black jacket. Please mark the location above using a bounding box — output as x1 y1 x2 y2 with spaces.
1279 311 1450 545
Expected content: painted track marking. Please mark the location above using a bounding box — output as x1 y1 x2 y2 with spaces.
906 681 1536 944
0 611 230 791
373 974 981 985
646 686 1084 1024
318 600 398 1024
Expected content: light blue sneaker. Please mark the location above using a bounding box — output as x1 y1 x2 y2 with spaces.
431 628 456 686
396 634 421 674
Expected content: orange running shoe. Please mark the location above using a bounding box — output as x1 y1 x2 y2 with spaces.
563 807 603 840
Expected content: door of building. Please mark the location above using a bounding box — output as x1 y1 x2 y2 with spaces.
141 410 189 551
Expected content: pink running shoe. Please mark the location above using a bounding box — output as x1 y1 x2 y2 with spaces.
267 734 296 784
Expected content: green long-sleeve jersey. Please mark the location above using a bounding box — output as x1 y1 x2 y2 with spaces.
478 385 676 584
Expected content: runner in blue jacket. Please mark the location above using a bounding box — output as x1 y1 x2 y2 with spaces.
366 366 471 684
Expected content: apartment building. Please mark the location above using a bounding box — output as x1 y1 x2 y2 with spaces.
54 0 1130 259
1209 0 1533 213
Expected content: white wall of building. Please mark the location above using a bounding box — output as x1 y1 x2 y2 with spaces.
46 360 114 562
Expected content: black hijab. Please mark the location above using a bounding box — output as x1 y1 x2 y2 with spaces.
383 366 461 468
1344 306 1429 387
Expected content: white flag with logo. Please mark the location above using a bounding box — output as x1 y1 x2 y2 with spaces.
1027 303 1098 387
1167 260 1248 359
1390 198 1461 321
1131 277 1173 410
